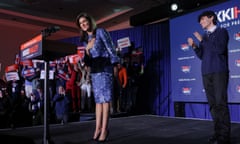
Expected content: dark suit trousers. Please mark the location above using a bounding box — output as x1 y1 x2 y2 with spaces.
202 72 231 141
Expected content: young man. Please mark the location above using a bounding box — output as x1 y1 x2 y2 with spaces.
187 11 231 144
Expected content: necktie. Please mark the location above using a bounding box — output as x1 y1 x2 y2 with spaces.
206 31 211 37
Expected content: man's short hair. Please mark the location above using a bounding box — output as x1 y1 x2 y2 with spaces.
198 10 218 25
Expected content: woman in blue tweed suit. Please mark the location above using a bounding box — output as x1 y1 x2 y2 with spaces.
76 12 119 142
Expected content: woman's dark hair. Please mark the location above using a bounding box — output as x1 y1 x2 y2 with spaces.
198 10 218 25
75 12 97 42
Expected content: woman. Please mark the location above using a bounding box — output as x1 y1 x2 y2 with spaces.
76 12 119 142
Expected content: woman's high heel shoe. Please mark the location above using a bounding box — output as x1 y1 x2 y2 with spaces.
98 130 109 142
92 131 101 141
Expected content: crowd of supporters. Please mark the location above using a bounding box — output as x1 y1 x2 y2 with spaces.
0 53 144 129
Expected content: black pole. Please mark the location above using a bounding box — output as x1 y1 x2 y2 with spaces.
43 61 53 144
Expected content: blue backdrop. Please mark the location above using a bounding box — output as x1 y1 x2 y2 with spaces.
170 0 240 103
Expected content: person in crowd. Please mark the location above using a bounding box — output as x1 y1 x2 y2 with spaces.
76 12 120 142
8 79 21 107
112 67 120 114
31 60 41 92
52 85 70 124
30 88 44 126
7 79 22 128
55 57 69 92
77 62 92 112
14 87 32 127
65 60 80 112
48 61 57 101
128 62 144 113
21 61 36 99
0 89 11 128
187 10 231 144
117 62 128 112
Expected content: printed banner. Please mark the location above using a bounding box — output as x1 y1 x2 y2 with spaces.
20 34 43 60
5 72 20 81
117 37 131 49
170 0 240 102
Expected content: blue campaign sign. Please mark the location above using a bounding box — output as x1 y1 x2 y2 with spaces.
170 0 240 103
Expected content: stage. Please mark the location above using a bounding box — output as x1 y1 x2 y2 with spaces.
0 114 240 144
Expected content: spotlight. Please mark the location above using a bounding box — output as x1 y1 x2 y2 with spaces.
170 3 178 11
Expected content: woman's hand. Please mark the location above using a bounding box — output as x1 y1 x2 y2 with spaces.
86 38 95 55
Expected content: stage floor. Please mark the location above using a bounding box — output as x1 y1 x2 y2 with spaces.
0 114 240 144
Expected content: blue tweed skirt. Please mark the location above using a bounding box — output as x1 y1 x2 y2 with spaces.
91 72 113 103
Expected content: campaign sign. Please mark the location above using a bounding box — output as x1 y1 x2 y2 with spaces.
20 34 43 61
5 64 18 72
77 46 85 59
20 34 77 61
117 37 131 49
5 72 20 81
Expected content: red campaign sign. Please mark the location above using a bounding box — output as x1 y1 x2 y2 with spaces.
77 46 85 59
5 64 18 73
21 59 33 66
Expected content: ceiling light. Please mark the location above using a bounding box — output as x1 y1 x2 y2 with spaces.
170 3 178 11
